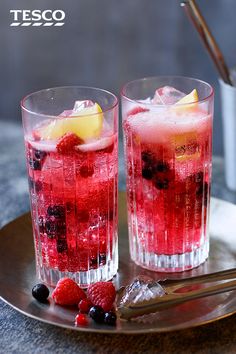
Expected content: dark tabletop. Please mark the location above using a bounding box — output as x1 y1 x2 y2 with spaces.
1 121 236 354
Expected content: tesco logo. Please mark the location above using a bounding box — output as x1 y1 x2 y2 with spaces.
10 9 65 27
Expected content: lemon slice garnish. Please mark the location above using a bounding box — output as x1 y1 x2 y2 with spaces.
39 103 103 140
171 89 200 160
176 89 198 105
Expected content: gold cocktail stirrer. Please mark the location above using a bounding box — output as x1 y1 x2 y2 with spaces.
181 0 233 85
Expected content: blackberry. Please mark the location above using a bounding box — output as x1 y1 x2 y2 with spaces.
90 257 98 268
188 172 204 195
55 220 66 235
196 181 209 204
47 205 65 219
186 172 209 204
29 158 41 170
196 183 203 196
141 151 154 164
89 305 105 323
79 165 94 178
34 150 47 160
29 178 42 193
99 254 106 265
142 166 153 180
155 161 169 173
204 183 210 205
195 171 204 184
35 181 42 192
155 178 169 190
38 216 45 233
28 177 34 189
45 218 57 239
57 239 68 253
32 283 49 303
45 218 66 238
104 311 117 326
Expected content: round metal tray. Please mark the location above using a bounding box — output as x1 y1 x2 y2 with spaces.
1 192 236 334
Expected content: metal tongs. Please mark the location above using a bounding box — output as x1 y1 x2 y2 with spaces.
118 268 236 320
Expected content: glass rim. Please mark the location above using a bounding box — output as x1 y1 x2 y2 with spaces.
21 85 119 118
121 75 214 107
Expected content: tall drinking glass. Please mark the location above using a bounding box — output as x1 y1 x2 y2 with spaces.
21 86 118 287
122 77 214 272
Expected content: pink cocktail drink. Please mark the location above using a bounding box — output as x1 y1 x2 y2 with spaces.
122 77 214 272
22 87 118 287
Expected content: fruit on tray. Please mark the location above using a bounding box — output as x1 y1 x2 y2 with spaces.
31 278 117 327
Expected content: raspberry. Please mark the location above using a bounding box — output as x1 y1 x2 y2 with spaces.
128 106 149 116
32 130 41 141
87 282 116 312
78 298 93 313
75 313 88 326
79 165 94 178
52 278 86 306
56 133 83 154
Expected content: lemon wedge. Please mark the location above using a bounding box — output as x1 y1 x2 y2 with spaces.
39 103 103 140
176 89 198 105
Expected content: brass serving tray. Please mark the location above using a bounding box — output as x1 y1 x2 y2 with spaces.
1 192 236 334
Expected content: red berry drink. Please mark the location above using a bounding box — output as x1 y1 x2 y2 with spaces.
122 77 214 272
22 87 118 287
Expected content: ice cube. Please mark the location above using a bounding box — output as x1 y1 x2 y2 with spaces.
72 100 95 114
139 97 152 104
153 86 186 105
118 277 166 308
59 110 73 117
59 100 95 117
30 140 57 152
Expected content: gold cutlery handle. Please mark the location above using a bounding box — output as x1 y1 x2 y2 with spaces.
119 279 236 320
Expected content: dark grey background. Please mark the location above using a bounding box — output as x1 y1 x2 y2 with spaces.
1 0 236 156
